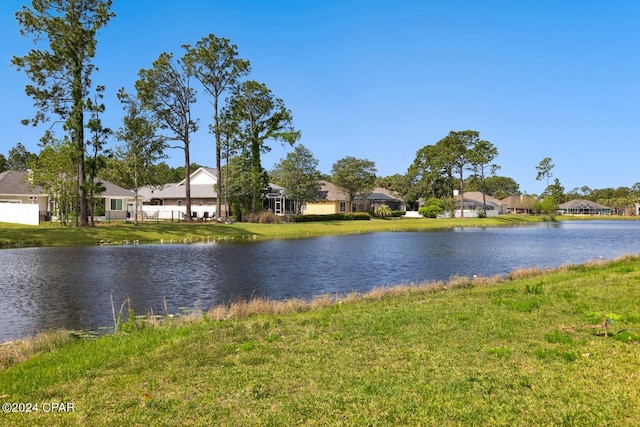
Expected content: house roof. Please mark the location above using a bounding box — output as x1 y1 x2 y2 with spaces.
100 180 136 198
178 167 218 186
139 183 218 200
558 199 610 210
0 170 44 195
500 195 536 209
316 180 401 202
454 191 503 206
0 170 134 199
357 190 400 202
139 167 219 201
454 198 501 209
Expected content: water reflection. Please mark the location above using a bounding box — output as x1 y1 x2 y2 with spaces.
1 220 639 341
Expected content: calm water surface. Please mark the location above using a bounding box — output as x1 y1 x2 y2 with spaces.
1 220 640 341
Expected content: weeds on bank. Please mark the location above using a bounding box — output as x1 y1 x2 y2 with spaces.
0 330 72 368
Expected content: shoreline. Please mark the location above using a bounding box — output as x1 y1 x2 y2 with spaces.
1 214 636 249
2 252 638 349
1 253 639 425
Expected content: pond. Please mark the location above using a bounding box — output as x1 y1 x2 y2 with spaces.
2 220 640 342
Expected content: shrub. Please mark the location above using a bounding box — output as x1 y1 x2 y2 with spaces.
243 211 283 223
374 205 393 218
258 211 282 224
419 205 443 218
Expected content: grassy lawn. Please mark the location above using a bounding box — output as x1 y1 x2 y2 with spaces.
0 215 546 248
1 255 640 426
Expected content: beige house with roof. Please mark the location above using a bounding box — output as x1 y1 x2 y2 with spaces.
500 195 537 214
303 180 403 215
0 170 136 224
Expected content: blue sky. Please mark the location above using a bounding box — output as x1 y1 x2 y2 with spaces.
1 0 639 195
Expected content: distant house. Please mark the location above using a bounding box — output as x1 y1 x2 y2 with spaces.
557 199 611 215
453 191 506 217
0 170 135 224
138 167 289 219
138 167 219 220
0 170 48 224
99 180 138 221
501 195 537 214
303 180 403 215
139 167 218 207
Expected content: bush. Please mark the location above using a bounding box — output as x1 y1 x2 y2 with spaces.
418 205 443 218
258 211 282 224
290 213 371 222
374 205 393 218
244 211 283 223
418 198 446 218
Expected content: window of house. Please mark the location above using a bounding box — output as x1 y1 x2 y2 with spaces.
110 199 123 211
339 202 346 213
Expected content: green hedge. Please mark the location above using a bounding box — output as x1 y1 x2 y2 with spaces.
290 212 372 222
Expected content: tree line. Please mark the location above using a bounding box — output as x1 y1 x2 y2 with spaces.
10 0 299 225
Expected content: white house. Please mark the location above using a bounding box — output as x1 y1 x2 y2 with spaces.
138 167 219 220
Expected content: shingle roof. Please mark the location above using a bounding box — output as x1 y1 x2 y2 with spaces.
455 191 503 206
500 195 536 209
0 170 134 198
558 199 610 210
138 183 217 201
99 180 135 198
0 170 44 195
317 180 401 202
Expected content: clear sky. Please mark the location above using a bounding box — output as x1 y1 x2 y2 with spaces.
1 0 639 195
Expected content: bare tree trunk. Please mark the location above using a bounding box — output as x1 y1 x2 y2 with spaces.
184 142 192 221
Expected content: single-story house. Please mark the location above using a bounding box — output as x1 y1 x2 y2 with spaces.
303 180 403 215
557 199 611 215
0 170 136 224
139 167 303 219
500 195 537 214
453 191 506 217
99 180 138 221
138 167 220 220
0 170 49 224
139 167 219 209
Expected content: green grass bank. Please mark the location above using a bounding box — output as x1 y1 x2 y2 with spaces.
3 215 636 249
0 214 562 248
1 255 640 426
